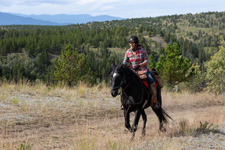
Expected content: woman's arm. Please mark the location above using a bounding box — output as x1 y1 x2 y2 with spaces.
139 60 148 67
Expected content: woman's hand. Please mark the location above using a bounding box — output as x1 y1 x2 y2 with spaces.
134 64 140 71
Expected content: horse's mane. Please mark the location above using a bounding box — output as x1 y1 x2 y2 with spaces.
122 65 142 86
119 64 148 108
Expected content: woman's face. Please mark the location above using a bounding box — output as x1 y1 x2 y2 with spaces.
129 42 136 50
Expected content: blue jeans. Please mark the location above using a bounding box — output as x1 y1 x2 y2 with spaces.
145 70 155 84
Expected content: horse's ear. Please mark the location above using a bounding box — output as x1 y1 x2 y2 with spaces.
117 63 124 69
111 62 116 69
122 63 127 69
109 62 116 74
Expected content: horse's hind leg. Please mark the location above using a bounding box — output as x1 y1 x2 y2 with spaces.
159 122 166 132
152 108 167 132
141 110 147 136
157 87 162 106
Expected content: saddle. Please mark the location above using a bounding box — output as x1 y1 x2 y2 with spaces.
150 69 164 88
137 70 164 88
137 70 147 80
137 70 149 88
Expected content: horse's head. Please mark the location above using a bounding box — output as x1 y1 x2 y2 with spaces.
110 63 126 97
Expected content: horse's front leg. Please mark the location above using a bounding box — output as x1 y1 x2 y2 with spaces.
124 109 132 132
141 110 147 136
131 109 141 141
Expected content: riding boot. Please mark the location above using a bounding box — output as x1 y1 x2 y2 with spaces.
149 83 160 109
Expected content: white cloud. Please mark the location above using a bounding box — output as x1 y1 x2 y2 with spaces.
0 0 71 7
0 0 225 18
0 0 17 7
75 0 97 5
99 6 114 11
76 0 120 5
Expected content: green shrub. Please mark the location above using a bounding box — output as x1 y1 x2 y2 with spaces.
17 143 31 150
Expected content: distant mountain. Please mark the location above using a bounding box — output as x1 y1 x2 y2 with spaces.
0 12 59 25
14 14 124 24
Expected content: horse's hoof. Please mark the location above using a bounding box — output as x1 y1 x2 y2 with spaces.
128 128 132 133
130 134 135 141
132 126 137 132
159 126 166 132
142 129 146 136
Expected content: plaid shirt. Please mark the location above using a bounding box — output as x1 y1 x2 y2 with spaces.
123 47 149 71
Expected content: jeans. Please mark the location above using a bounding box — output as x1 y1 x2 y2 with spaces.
145 70 155 84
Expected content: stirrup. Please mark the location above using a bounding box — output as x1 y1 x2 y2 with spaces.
151 97 160 109
153 103 160 109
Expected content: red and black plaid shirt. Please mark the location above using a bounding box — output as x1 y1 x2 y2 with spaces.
123 47 149 71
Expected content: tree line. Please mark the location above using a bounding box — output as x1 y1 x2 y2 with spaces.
0 11 224 94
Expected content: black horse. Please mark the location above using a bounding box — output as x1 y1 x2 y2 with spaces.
110 63 172 140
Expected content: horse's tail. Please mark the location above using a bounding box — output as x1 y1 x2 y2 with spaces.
161 108 174 123
154 107 174 124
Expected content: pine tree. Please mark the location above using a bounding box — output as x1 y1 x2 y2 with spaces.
50 44 95 86
156 42 194 88
148 55 156 70
205 36 225 95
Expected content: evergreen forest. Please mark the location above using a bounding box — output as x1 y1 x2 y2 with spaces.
0 11 224 94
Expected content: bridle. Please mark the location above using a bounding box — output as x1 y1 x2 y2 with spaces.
111 72 126 90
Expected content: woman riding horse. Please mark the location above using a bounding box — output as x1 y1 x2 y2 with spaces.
110 63 171 140
123 35 160 109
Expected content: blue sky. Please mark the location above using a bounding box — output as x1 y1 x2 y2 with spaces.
0 0 224 18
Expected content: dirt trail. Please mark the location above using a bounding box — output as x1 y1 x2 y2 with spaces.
0 92 225 150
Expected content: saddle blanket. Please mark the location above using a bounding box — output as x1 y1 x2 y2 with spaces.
141 80 158 88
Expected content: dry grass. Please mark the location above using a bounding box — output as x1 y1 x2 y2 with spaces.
170 120 221 137
0 81 224 150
